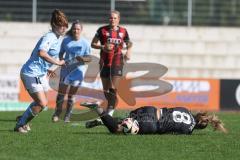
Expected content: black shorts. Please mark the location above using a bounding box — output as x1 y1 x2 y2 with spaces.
100 66 123 78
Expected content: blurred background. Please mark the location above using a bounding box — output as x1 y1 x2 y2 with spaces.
0 0 240 111
1 0 240 26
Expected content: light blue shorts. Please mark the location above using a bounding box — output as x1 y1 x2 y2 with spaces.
20 74 49 93
60 64 87 87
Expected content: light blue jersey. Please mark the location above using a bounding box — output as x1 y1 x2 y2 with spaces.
60 36 91 84
21 31 63 77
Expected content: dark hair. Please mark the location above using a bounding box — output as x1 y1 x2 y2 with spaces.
51 9 68 29
194 112 228 133
66 20 83 37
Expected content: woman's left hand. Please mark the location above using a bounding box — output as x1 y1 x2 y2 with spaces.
124 53 130 61
47 69 57 78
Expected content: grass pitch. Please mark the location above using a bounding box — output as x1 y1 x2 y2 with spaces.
0 110 239 160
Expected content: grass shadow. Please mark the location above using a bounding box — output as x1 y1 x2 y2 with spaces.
0 129 14 132
72 131 109 135
0 119 16 122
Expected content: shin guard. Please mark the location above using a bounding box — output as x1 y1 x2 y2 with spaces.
106 88 118 115
54 94 64 116
65 96 74 118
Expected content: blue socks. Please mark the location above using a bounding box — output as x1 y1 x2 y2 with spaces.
16 102 37 128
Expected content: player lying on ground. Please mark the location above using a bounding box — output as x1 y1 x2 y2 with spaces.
81 102 227 135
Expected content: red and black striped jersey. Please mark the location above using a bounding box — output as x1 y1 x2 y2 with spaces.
95 25 130 67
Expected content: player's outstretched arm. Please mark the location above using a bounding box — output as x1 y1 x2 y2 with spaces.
76 55 92 63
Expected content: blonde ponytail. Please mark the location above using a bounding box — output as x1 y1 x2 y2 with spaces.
208 114 228 133
194 112 228 133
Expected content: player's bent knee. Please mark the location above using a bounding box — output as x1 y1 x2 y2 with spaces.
38 100 48 108
109 88 117 94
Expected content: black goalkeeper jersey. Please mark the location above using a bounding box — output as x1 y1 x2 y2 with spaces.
157 107 196 134
129 106 159 134
129 106 196 135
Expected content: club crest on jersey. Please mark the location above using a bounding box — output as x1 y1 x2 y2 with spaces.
106 32 110 36
119 33 124 38
43 42 50 50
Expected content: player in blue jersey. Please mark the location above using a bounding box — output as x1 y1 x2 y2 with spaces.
14 9 69 133
52 20 91 123
81 102 228 135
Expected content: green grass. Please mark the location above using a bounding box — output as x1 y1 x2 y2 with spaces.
0 110 240 160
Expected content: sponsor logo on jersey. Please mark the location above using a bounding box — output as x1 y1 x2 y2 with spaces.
43 42 50 50
107 38 122 44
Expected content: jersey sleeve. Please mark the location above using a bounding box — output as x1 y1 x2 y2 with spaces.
130 106 159 134
60 38 66 54
95 27 102 39
123 29 130 43
38 33 54 52
84 40 91 56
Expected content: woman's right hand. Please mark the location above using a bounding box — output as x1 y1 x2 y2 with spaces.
57 60 65 66
102 43 114 52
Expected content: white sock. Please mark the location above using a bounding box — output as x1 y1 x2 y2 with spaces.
108 109 115 116
97 118 102 122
